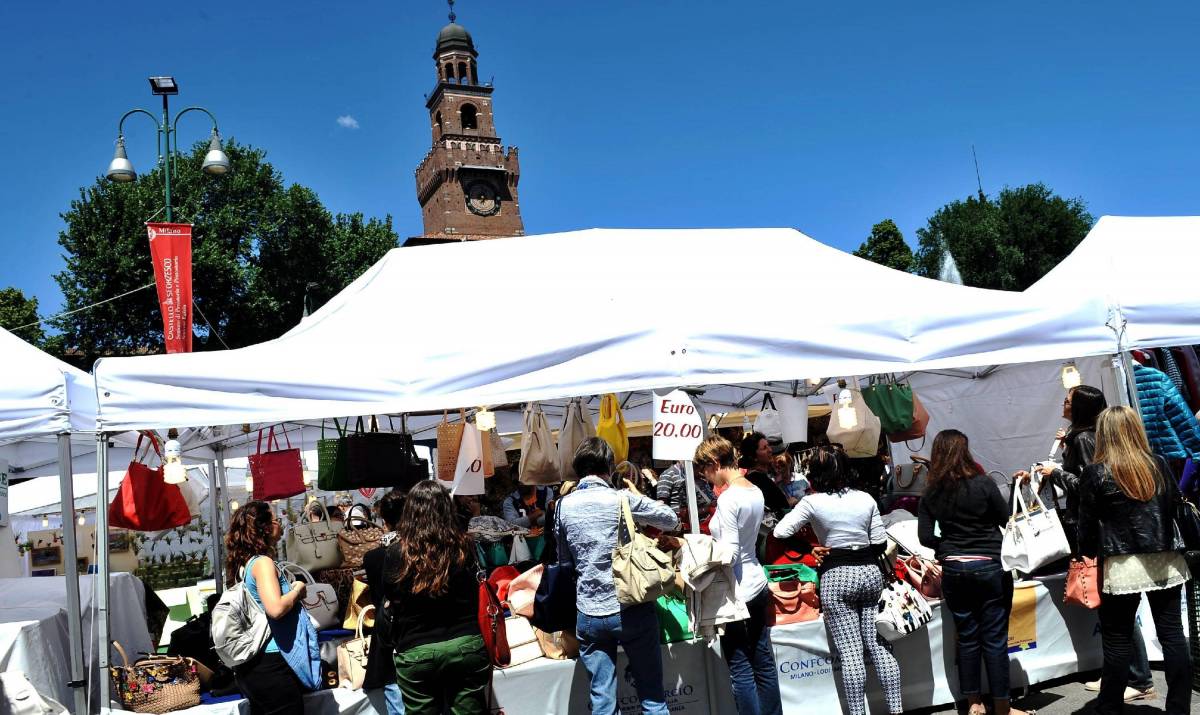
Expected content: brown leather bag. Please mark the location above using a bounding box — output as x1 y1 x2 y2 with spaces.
336 504 385 570
110 641 201 714
1065 557 1101 609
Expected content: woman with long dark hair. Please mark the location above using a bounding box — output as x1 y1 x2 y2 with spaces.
224 500 319 714
1079 407 1193 715
918 431 1031 715
383 481 490 714
738 431 792 521
774 446 900 715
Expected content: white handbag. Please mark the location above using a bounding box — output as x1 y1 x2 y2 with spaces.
280 561 341 631
825 386 882 458
0 672 68 715
285 502 343 572
519 402 560 485
776 395 809 444
501 615 544 668
875 578 933 642
1000 486 1070 573
337 605 373 690
753 394 784 446
557 397 595 482
508 534 532 564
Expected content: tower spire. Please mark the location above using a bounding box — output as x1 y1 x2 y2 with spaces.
448 0 456 23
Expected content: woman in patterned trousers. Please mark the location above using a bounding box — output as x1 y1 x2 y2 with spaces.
774 446 902 715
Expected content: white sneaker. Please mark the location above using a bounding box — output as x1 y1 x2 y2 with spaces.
1124 686 1156 702
1083 679 1101 691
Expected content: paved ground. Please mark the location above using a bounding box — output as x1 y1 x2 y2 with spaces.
917 668 1181 714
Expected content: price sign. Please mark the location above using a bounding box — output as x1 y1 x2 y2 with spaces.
652 390 705 461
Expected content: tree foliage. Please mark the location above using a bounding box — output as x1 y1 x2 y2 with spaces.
913 184 1093 290
54 139 397 361
0 287 44 346
853 219 914 272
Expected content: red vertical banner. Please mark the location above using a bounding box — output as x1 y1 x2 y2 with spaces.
146 222 194 353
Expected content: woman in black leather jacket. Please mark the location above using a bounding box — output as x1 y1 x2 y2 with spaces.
1077 406 1193 715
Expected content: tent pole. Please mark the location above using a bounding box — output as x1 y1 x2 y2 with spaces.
683 461 701 534
56 433 88 715
208 455 223 595
216 448 230 530
94 433 111 714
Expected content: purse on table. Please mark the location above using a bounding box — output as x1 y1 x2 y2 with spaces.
249 426 306 502
506 564 542 618
110 641 201 714
901 554 942 600
612 496 675 606
502 615 544 668
337 605 373 690
286 501 343 572
874 558 934 642
108 432 192 532
280 561 342 631
655 592 694 642
1064 557 1101 609
767 579 821 626
337 504 384 570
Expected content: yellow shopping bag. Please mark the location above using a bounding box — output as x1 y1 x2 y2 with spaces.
597 394 629 464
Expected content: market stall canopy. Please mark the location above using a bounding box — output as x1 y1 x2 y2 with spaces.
0 326 97 440
93 227 1117 431
1027 215 1200 350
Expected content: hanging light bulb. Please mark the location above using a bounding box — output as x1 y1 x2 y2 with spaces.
77 513 86 526
230 500 240 513
245 475 254 493
302 469 316 486
1061 362 1082 390
836 388 858 429
162 439 187 484
808 377 822 387
41 516 49 528
475 407 496 432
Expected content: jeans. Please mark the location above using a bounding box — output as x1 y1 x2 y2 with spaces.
365 682 406 715
1097 585 1193 715
393 634 490 715
1127 624 1154 691
719 588 783 715
940 559 1014 700
576 602 669 715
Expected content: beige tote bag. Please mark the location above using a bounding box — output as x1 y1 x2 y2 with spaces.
519 403 560 485
612 497 675 606
557 397 595 482
825 387 882 458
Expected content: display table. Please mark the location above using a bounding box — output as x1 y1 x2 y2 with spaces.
111 688 377 715
0 606 74 707
0 572 153 669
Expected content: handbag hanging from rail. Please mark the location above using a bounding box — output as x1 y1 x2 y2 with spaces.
249 426 305 502
337 504 385 570
108 432 193 532
437 409 467 481
596 394 629 464
345 416 429 490
317 418 350 492
825 385 882 458
519 402 560 485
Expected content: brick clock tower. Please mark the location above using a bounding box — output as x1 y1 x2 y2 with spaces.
409 4 524 245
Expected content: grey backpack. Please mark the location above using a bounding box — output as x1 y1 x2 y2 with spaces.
211 568 270 668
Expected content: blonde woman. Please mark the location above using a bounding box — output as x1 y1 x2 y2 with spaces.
1078 406 1193 715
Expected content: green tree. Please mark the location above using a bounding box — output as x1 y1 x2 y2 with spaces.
0 287 45 346
853 219 914 272
913 183 1093 290
54 139 397 360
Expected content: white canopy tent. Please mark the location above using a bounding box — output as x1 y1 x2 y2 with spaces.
0 326 99 713
91 227 1119 431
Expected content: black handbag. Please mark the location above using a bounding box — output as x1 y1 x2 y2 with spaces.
344 416 429 490
531 512 578 633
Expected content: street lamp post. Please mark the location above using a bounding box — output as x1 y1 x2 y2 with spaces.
106 76 230 220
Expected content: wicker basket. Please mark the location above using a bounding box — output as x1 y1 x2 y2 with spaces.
110 641 200 713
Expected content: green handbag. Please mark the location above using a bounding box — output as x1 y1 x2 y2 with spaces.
860 377 915 435
655 593 693 643
317 418 349 491
763 563 819 584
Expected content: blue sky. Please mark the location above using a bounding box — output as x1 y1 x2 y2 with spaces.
2 2 1198 314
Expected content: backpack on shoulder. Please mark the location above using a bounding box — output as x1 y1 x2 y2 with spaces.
210 579 270 669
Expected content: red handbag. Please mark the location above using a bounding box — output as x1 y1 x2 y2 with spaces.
764 526 821 567
767 580 821 626
108 432 192 532
487 565 522 604
1065 557 1101 609
249 427 304 502
477 570 511 667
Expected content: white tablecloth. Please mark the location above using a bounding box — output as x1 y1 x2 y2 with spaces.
0 606 73 707
112 688 377 715
0 571 153 670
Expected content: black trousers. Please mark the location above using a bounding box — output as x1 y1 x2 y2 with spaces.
235 651 305 715
1096 585 1193 715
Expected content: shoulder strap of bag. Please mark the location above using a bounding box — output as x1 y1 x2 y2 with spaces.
618 496 637 546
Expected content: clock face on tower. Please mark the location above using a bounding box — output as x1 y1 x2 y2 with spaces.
465 180 500 216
